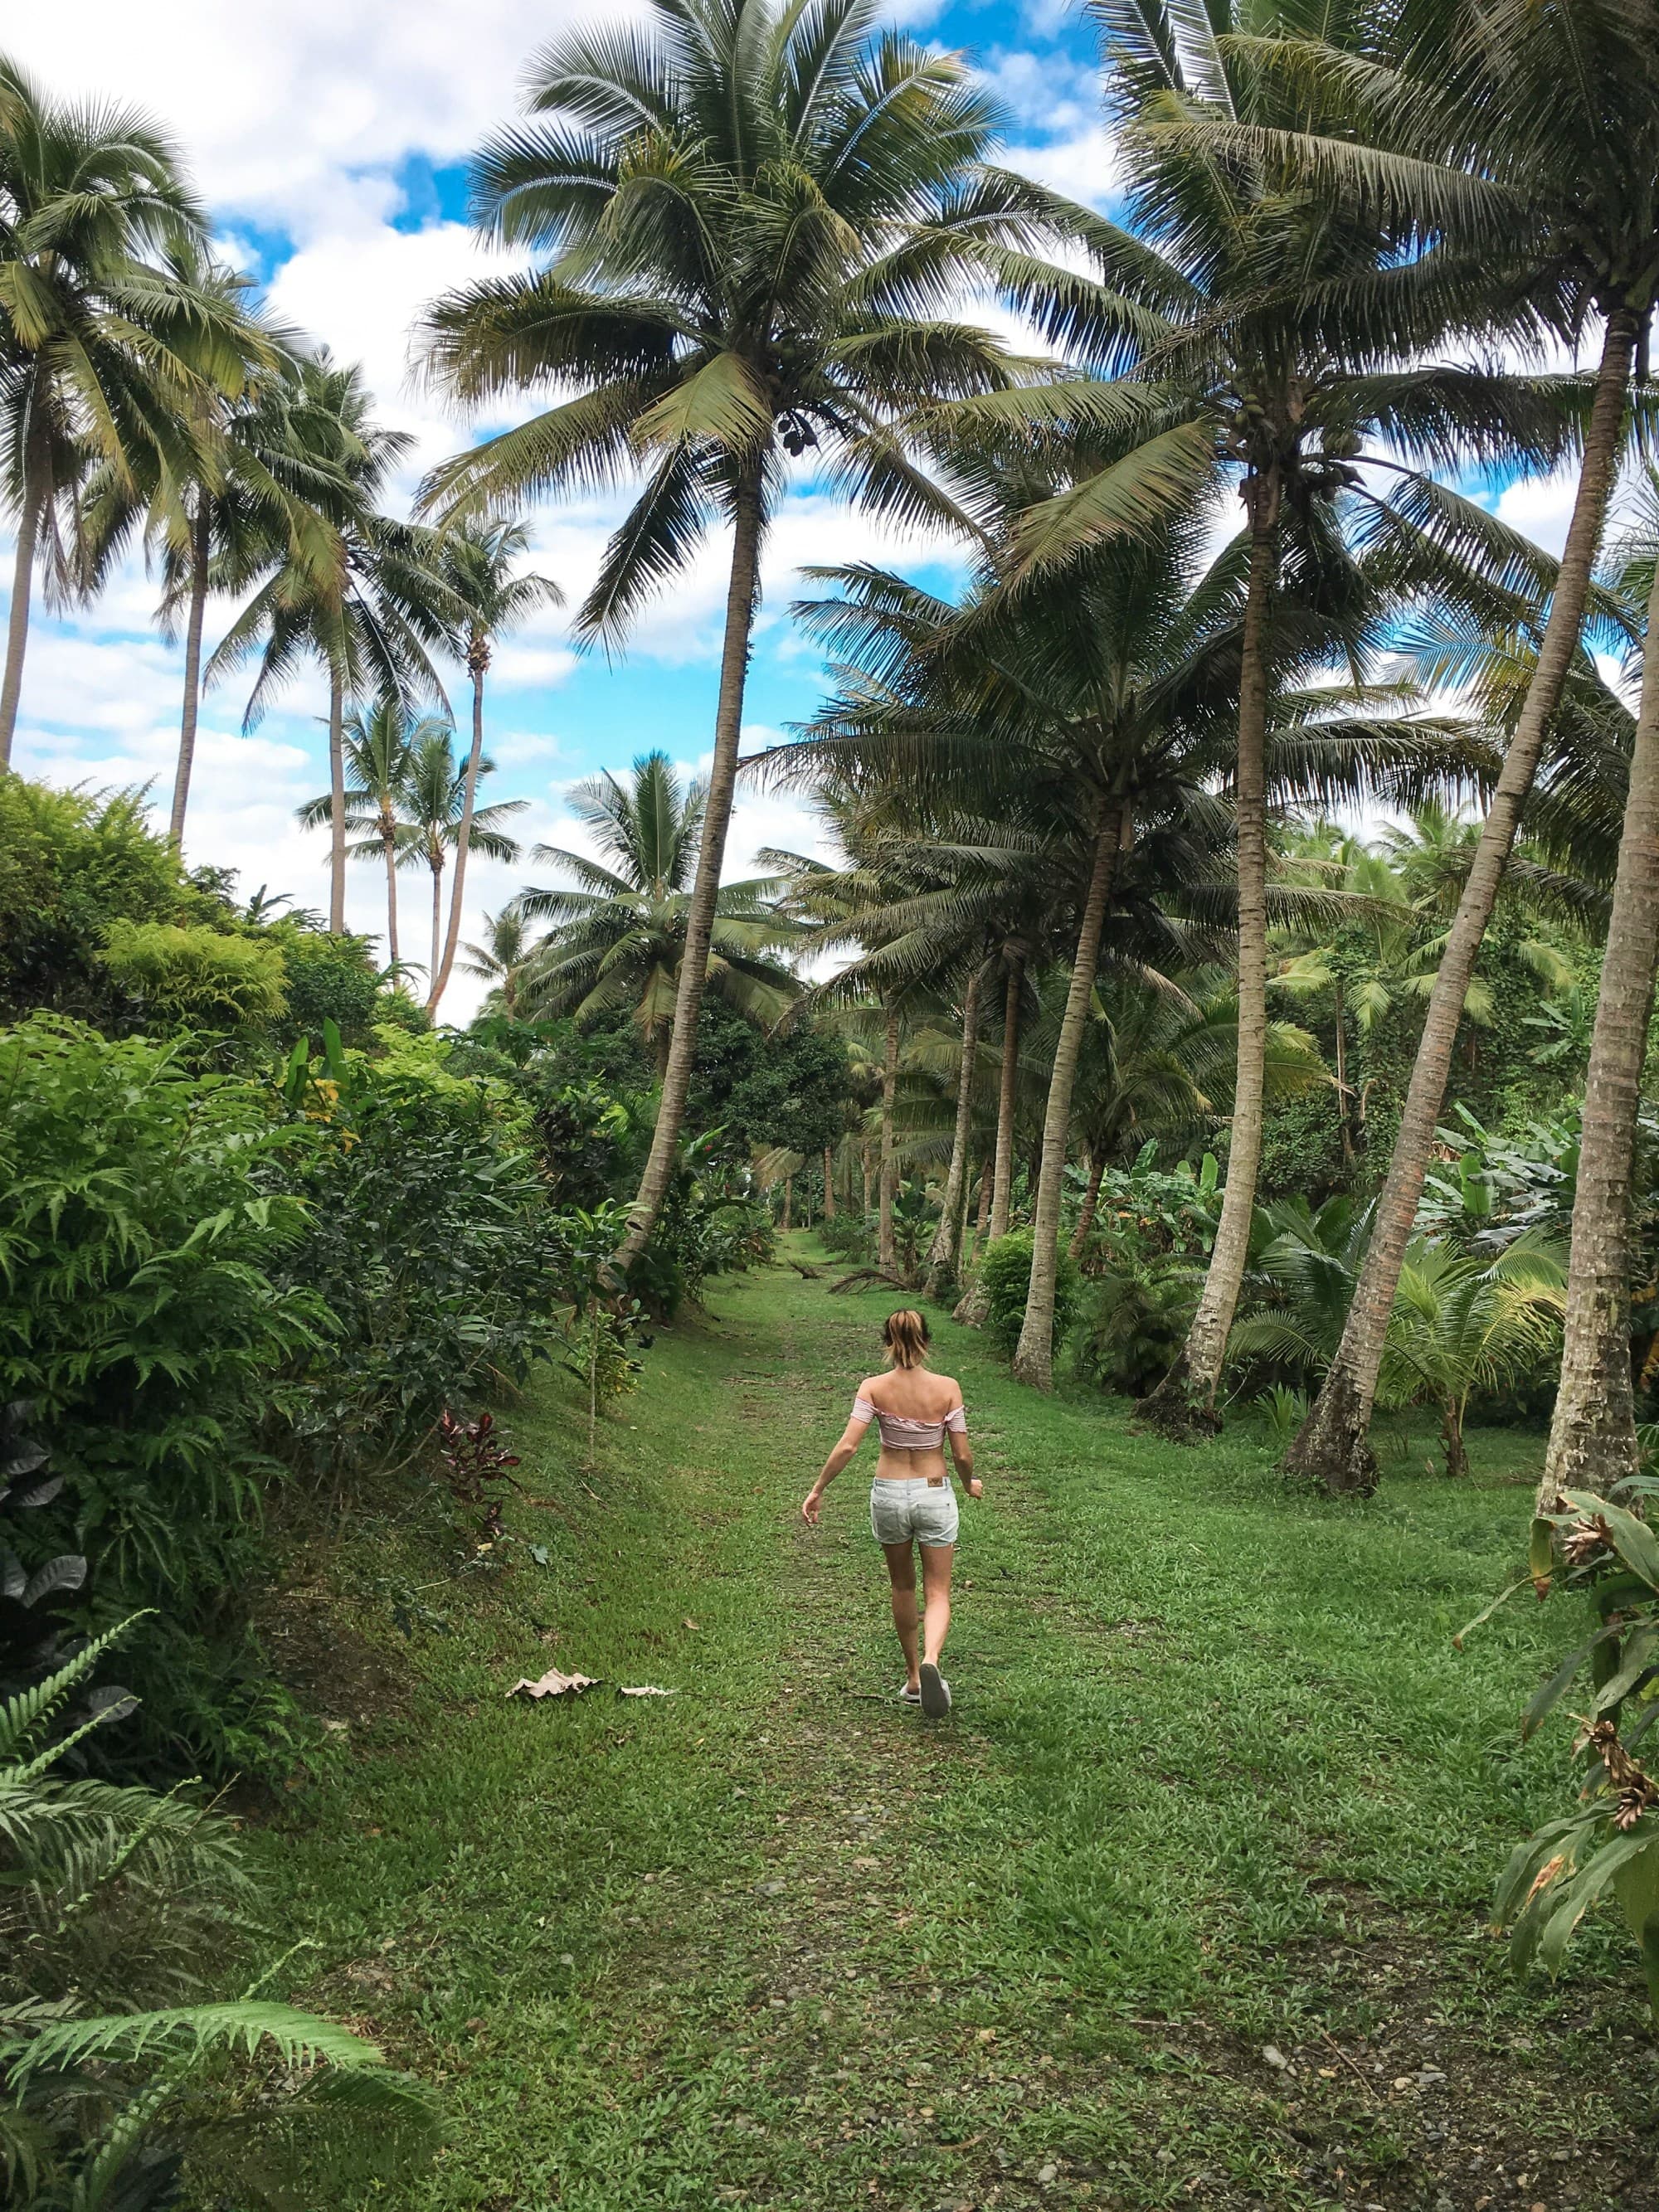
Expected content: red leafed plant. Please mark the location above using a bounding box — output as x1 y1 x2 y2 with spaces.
435 1410 523 1539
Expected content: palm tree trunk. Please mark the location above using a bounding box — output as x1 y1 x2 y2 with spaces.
862 1142 873 1218
878 998 900 1275
616 460 764 1271
956 955 1023 1325
430 859 444 989
1286 310 1638 1497
327 668 348 934
781 1174 791 1233
168 499 212 849
1333 975 1354 1164
1145 474 1279 1431
381 821 401 970
1540 549 1659 1506
1069 1150 1107 1262
428 651 488 1017
924 970 981 1300
822 1147 836 1221
1013 801 1127 1387
0 424 45 771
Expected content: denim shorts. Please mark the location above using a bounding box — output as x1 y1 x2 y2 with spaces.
869 1477 959 1548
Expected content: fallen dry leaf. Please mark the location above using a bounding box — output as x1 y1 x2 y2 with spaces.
507 1668 601 1700
619 1685 674 1698
683 1617 700 1631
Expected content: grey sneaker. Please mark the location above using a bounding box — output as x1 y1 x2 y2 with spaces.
898 1682 922 1704
918 1662 951 1719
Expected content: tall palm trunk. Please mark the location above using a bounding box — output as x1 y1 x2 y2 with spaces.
327 668 348 934
924 970 981 1300
1146 474 1279 1428
168 499 212 848
1332 975 1355 1164
1069 1150 1106 1262
956 954 1023 1325
380 809 401 970
1540 552 1659 1505
822 1146 836 1221
428 641 489 1017
1286 311 1638 1496
1013 801 1127 1386
430 857 445 987
617 461 764 1271
862 1142 873 1218
781 1174 792 1232
0 421 45 770
878 998 900 1275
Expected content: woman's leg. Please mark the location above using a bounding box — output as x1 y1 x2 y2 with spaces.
882 1539 921 1688
919 1543 954 1668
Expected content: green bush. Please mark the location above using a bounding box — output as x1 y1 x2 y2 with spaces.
280 1028 570 1471
99 919 288 1030
1 1626 440 2204
273 922 387 1044
0 1017 326 1775
0 780 200 1025
979 1230 1081 1358
1070 1262 1197 1397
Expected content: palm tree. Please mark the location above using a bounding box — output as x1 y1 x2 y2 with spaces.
207 352 456 932
517 751 798 1070
415 0 1054 1271
426 516 562 1015
1544 471 1659 1501
785 508 1473 1388
0 61 260 766
394 727 526 993
295 699 436 968
460 907 540 1017
1195 0 1659 1490
932 0 1599 1414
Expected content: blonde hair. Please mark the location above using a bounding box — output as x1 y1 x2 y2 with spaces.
883 1310 931 1369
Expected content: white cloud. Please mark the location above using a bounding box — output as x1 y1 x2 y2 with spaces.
1006 124 1121 208
6 3 600 236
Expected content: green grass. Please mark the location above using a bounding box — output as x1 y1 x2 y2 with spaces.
255 1245 1659 2210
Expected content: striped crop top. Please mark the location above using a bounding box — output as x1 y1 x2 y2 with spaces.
850 1395 968 1450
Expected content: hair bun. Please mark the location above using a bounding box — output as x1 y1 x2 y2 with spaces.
882 1309 930 1367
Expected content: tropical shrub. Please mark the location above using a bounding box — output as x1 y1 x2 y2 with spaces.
0 1627 440 2205
1070 1262 1198 1398
0 1017 326 1775
819 1212 875 1262
1076 1148 1221 1272
98 921 289 1032
0 782 201 1027
270 921 387 1046
1468 1481 1659 2020
279 1028 569 1473
980 1231 1081 1359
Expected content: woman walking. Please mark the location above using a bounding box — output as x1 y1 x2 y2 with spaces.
801 1310 980 1716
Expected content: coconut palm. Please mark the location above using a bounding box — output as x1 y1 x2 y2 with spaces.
426 516 563 1015
207 352 457 932
1184 0 1659 1489
461 907 540 1017
782 499 1483 1388
393 727 526 994
928 0 1600 1414
517 751 798 1072
0 60 265 766
1545 470 1659 1501
414 0 1062 1270
295 699 439 968
77 296 355 849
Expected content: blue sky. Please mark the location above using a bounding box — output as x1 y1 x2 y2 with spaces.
5 0 1576 1013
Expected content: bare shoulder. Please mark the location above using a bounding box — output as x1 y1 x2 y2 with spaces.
935 1372 964 1403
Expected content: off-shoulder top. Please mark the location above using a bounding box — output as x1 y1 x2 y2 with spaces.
850 1394 968 1450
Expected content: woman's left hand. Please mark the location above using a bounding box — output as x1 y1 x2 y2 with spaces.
801 1488 824 1525
966 1478 983 1500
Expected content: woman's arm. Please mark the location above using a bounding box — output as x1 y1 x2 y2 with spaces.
946 1402 982 1499
802 1407 870 1524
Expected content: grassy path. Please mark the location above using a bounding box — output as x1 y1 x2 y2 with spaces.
262 1252 1657 2210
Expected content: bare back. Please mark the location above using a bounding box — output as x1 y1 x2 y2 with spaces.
859 1369 965 1480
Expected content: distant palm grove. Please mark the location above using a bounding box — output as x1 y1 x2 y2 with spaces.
7 0 1659 2196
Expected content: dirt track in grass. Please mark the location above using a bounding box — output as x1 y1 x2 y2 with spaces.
258 1248 1659 2210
